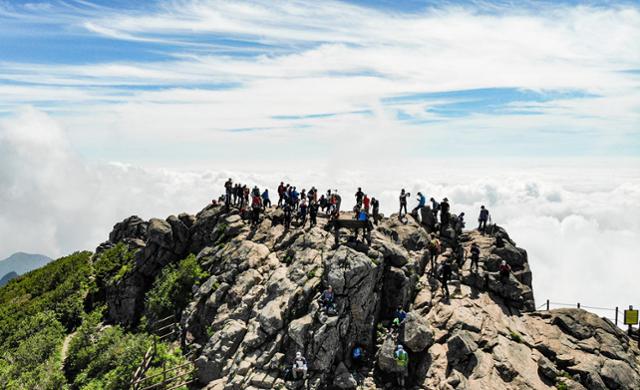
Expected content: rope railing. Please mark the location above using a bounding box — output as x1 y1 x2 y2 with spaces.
537 300 640 330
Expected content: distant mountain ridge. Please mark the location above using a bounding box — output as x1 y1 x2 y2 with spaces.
0 252 52 283
0 271 18 287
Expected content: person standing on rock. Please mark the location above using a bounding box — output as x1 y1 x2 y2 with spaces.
394 344 409 386
440 259 452 298
440 197 450 229
261 189 271 208
399 189 410 219
427 236 441 275
299 199 308 228
251 192 262 227
430 197 440 219
224 178 233 209
309 200 318 227
478 205 490 234
363 193 371 214
371 197 380 225
355 187 364 208
277 182 286 207
283 203 293 231
470 242 480 272
292 351 308 380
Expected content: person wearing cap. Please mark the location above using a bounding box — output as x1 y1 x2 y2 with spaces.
499 260 511 279
292 351 308 379
394 344 409 385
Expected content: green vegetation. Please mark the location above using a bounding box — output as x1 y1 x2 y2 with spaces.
144 254 208 326
66 308 190 390
509 329 523 343
0 249 197 389
93 243 137 289
0 251 92 388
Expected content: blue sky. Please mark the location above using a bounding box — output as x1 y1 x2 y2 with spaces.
1 0 639 163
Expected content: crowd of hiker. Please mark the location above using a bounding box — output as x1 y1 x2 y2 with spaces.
221 178 516 387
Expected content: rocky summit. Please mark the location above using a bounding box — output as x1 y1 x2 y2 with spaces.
97 203 640 390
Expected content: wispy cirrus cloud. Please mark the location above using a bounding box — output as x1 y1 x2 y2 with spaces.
0 0 638 162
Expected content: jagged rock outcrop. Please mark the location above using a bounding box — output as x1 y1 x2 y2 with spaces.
98 202 640 389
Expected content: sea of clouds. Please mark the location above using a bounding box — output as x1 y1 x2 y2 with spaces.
1 108 639 321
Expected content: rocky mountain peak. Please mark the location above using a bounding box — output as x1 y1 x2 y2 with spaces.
97 201 640 389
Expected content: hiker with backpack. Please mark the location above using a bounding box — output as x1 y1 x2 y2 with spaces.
292 351 308 380
394 344 409 386
478 205 490 234
277 182 286 207
251 193 262 227
427 237 441 275
399 189 410 219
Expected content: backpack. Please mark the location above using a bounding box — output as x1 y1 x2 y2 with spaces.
352 347 362 360
395 350 408 367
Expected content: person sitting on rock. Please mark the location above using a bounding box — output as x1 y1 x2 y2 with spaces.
261 189 271 209
292 351 308 380
320 285 336 315
394 344 409 386
439 259 452 298
470 242 480 272
499 260 511 279
398 189 410 219
412 191 426 216
371 197 380 225
319 194 328 214
478 205 490 234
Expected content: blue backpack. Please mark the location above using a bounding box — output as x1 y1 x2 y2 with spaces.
352 347 362 359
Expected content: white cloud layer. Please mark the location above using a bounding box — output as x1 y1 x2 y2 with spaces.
1 109 638 319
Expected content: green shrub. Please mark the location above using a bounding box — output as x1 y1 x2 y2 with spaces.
144 254 208 326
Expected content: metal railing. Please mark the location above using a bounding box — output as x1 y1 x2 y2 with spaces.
537 300 640 337
130 314 197 390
